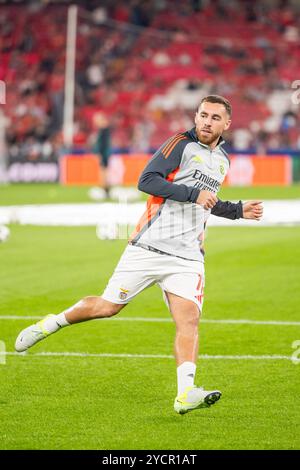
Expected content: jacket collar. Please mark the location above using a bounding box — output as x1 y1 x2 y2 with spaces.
188 127 225 149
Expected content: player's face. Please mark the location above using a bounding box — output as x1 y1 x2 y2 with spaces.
195 102 231 147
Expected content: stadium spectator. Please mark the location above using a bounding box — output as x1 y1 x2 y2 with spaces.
1 0 300 162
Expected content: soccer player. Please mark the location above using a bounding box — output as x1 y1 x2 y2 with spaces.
15 95 263 414
93 112 112 198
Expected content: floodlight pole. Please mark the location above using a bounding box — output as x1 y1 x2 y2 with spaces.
63 5 78 148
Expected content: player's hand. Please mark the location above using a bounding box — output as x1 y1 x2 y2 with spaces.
242 200 263 220
196 190 218 210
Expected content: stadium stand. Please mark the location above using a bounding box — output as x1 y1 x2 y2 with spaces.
1 0 300 163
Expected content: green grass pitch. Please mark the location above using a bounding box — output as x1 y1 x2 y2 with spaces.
0 183 300 205
1 222 300 450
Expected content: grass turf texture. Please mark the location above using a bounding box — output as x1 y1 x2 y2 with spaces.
0 225 300 449
0 183 300 205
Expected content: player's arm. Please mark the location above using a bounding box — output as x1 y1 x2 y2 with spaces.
138 135 200 203
211 199 243 219
138 135 218 209
212 199 263 220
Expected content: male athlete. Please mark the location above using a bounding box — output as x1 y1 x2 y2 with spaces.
93 112 112 198
15 95 263 414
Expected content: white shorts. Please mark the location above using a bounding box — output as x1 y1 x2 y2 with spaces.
101 244 205 311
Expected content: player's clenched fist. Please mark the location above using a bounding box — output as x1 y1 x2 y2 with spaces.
196 190 218 210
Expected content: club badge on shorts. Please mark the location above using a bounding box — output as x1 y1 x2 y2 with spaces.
119 288 129 300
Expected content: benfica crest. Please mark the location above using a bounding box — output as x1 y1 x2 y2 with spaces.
119 288 129 300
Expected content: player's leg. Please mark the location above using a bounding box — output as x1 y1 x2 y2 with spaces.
58 296 124 324
101 165 110 198
160 271 204 390
15 297 125 353
160 271 221 414
167 291 199 360
15 244 156 352
100 147 110 198
165 291 200 390
166 292 221 414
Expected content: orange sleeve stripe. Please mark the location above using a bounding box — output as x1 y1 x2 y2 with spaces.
161 135 180 156
162 133 186 158
162 134 183 158
164 135 187 159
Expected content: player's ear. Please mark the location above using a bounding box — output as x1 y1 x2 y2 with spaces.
224 119 231 131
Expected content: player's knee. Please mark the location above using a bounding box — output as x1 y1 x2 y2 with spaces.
84 296 122 318
185 315 200 332
176 309 200 334
98 298 123 317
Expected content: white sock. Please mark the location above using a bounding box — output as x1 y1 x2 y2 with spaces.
56 312 70 327
177 361 196 395
42 313 70 334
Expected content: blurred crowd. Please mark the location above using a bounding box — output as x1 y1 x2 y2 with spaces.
1 0 300 163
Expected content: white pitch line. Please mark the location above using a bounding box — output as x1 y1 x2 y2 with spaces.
201 319 300 326
1 351 299 362
0 315 299 326
0 316 42 320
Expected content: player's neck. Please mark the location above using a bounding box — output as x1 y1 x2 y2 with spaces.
198 138 219 150
208 140 218 150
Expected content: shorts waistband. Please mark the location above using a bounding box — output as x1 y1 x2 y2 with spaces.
129 241 173 257
128 241 202 262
